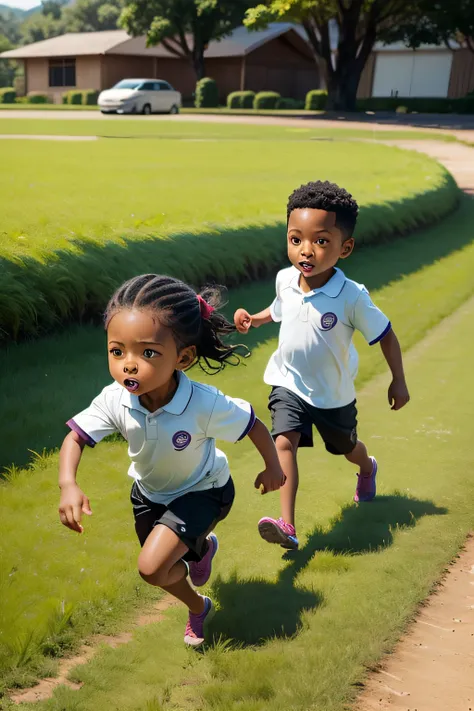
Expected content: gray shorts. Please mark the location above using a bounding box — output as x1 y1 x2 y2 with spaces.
268 386 358 455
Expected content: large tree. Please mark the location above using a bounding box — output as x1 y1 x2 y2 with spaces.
120 0 252 80
244 0 420 111
381 0 474 54
62 0 124 33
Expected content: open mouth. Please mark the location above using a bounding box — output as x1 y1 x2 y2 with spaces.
124 378 140 392
299 261 315 274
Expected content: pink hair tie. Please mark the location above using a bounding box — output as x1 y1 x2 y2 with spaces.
197 294 215 320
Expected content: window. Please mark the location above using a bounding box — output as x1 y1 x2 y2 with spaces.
49 58 76 87
140 82 155 91
113 79 142 90
157 81 173 91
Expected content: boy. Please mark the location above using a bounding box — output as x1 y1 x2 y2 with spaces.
234 180 410 550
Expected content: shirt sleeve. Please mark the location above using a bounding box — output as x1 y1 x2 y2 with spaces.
206 392 256 443
269 271 282 323
351 288 392 345
67 389 119 447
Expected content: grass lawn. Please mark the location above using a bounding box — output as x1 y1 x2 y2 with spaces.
1 197 474 707
0 133 450 259
0 123 459 344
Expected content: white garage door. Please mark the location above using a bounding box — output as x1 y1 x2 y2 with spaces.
372 52 453 97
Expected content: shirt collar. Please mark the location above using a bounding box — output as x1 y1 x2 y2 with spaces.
121 371 193 416
289 266 346 298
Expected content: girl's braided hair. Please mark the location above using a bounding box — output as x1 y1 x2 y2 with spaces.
105 274 247 373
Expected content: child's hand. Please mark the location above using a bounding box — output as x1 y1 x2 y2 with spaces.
254 467 286 495
59 483 92 533
234 308 252 334
388 377 410 410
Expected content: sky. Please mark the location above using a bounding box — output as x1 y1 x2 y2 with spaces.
1 0 40 9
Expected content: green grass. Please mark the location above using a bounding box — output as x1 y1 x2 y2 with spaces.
0 126 459 342
2 195 474 474
1 266 473 709
0 104 99 111
0 116 457 142
1 201 474 700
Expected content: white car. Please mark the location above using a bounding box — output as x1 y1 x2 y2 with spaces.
98 78 181 115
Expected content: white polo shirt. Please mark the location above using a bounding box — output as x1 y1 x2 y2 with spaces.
264 266 391 409
68 371 255 505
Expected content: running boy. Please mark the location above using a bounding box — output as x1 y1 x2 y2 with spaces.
234 181 410 550
59 274 285 646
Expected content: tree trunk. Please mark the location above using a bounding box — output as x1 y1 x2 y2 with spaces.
191 48 205 80
325 60 366 111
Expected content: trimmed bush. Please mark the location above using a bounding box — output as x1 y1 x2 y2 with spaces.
253 91 280 110
82 89 99 105
27 92 50 104
67 90 83 105
0 87 16 104
305 89 328 110
62 91 69 104
227 90 255 109
195 78 219 108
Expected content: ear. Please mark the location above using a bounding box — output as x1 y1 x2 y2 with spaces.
176 345 197 371
339 237 354 260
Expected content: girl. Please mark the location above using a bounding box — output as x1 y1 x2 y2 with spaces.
59 274 285 647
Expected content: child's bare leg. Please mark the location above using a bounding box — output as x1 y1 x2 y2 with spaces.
138 524 204 614
344 439 372 475
275 431 301 527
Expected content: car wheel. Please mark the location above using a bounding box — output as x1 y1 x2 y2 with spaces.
142 103 152 115
169 104 179 115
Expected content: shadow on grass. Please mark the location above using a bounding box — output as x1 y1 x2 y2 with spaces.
209 495 447 646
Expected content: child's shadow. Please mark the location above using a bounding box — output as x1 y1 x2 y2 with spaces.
209 495 447 646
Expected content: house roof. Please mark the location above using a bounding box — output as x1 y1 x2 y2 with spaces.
0 23 310 60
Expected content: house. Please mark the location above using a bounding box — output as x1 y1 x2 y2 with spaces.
0 24 319 103
357 42 474 99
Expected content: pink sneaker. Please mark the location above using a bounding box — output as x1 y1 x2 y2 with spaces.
184 596 214 647
258 517 299 550
189 533 218 587
354 456 377 503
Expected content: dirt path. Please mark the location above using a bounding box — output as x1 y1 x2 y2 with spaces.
355 537 474 711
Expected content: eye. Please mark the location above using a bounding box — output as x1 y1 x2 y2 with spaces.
109 348 122 357
316 238 328 246
143 348 159 359
290 236 301 245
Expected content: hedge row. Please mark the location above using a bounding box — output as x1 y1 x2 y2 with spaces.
356 95 474 114
0 169 459 344
62 89 99 106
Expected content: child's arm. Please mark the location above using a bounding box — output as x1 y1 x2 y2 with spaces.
379 329 410 410
58 431 92 534
247 418 286 494
234 307 273 334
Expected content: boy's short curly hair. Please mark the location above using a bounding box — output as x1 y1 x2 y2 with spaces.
287 180 359 238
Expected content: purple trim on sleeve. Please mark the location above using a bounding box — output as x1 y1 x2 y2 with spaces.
369 321 392 346
67 419 96 448
237 406 257 441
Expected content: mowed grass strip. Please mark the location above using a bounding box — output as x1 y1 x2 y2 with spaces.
0 132 459 342
2 196 473 473
1 205 473 696
0 116 456 142
7 285 474 711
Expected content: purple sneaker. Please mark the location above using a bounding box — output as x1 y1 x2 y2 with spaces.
354 456 377 503
189 533 218 587
258 517 299 550
184 596 214 647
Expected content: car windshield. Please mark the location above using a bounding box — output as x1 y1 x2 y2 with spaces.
113 80 143 90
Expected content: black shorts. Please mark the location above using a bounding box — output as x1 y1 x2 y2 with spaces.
268 386 358 455
130 477 235 562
